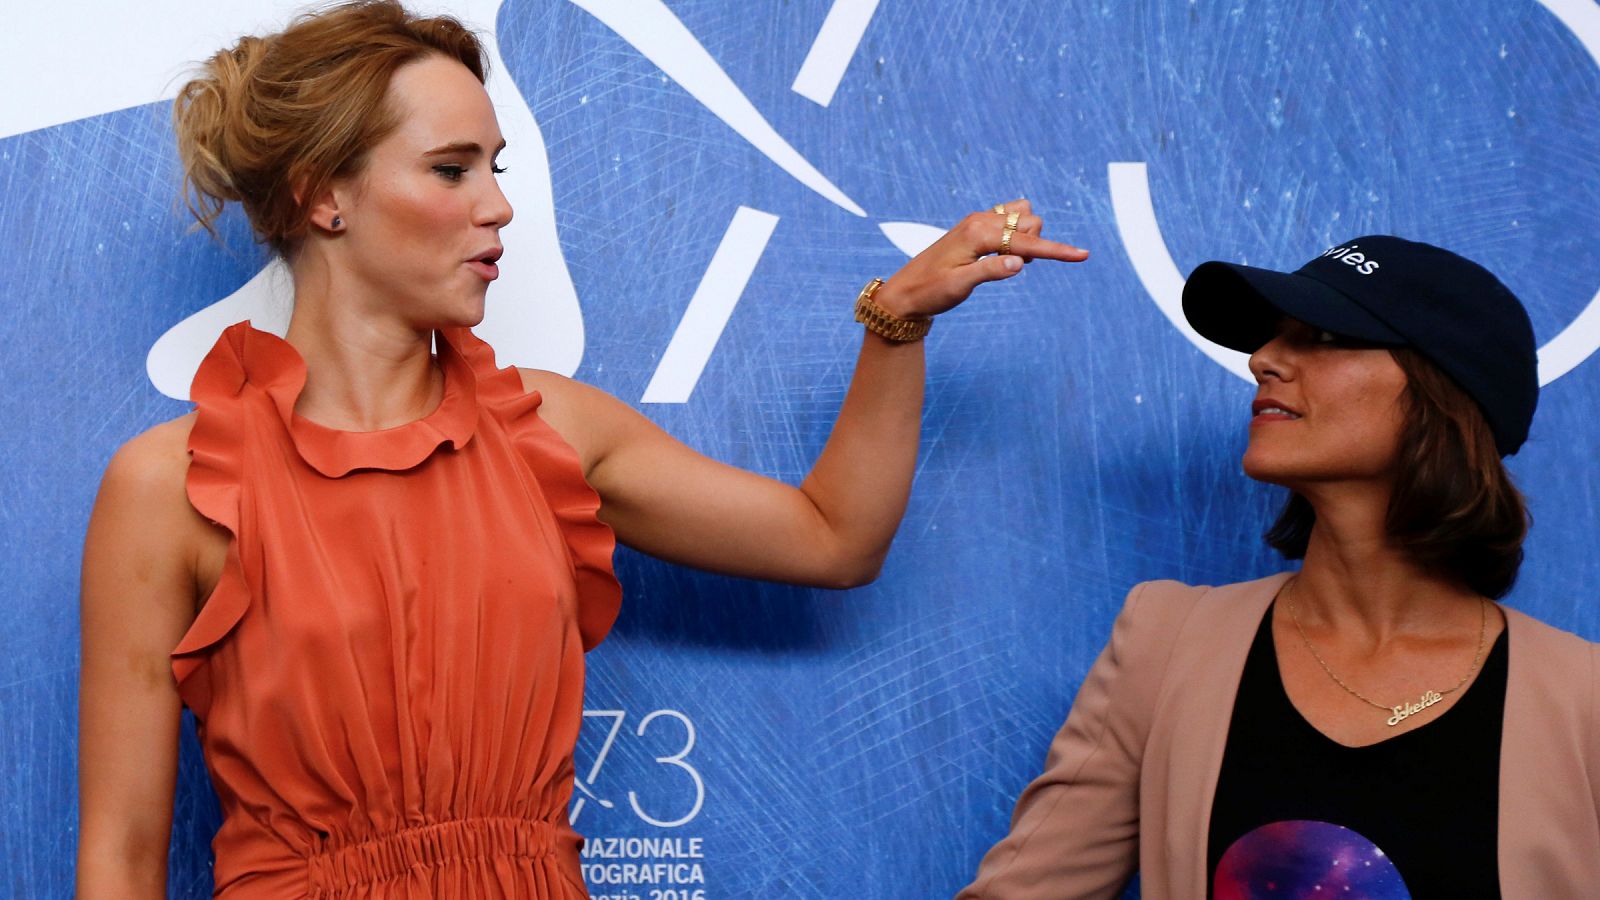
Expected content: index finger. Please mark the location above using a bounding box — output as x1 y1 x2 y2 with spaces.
1006 232 1089 262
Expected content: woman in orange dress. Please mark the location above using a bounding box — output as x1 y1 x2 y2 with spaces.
73 2 1088 897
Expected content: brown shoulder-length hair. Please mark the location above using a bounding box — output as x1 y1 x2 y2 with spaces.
1264 346 1530 599
172 0 486 255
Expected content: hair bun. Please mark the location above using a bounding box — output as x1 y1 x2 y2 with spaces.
173 35 276 232
169 1 485 253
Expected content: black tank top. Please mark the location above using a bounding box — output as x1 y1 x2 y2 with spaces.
1207 604 1507 899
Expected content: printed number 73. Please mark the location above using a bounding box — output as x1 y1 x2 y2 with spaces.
571 709 705 828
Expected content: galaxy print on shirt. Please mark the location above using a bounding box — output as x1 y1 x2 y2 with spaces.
1214 820 1410 899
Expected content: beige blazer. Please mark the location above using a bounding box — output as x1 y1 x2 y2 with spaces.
958 573 1600 899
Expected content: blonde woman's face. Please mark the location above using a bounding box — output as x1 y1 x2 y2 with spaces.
1241 318 1410 490
333 55 513 328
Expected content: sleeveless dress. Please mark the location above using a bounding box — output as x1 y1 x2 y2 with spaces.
169 321 622 898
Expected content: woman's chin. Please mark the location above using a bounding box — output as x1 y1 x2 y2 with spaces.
1241 452 1301 488
429 301 486 330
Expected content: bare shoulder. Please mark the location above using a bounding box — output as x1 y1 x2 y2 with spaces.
85 413 219 627
514 368 646 471
94 412 222 566
515 367 587 438
100 413 197 510
515 367 626 406
514 367 580 401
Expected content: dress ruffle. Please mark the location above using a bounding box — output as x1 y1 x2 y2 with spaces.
171 325 254 694
166 321 617 897
442 327 622 650
170 323 623 694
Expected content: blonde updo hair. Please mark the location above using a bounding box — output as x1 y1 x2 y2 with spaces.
173 0 487 255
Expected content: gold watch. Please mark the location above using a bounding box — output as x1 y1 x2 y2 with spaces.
854 278 931 343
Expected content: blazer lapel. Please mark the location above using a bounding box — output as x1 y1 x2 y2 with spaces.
1496 605 1600 895
1137 583 1596 896
1141 572 1290 897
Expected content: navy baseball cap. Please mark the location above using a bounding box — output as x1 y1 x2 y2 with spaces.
1182 235 1538 456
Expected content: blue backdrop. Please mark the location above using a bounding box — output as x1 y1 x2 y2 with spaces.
4 1 1600 897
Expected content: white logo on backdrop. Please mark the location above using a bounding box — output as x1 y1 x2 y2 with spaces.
6 0 1597 398
0 0 583 393
571 708 704 828
1110 0 1600 387
2 0 936 403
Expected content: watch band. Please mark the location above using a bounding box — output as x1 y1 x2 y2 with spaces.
854 278 931 343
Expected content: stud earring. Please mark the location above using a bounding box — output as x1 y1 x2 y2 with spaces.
331 216 343 229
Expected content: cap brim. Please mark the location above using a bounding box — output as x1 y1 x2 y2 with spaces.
1181 261 1405 353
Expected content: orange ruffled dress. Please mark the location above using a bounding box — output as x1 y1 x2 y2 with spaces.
169 322 622 898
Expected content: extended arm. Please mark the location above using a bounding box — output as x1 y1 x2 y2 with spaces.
535 201 1087 587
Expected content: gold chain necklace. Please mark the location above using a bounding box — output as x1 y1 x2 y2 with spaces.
1286 583 1489 728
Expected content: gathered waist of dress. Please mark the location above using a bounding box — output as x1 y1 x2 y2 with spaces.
305 814 583 896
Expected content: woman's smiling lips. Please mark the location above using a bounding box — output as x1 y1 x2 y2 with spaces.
1251 396 1302 424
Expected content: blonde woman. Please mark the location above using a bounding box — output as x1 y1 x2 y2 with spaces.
75 2 1088 896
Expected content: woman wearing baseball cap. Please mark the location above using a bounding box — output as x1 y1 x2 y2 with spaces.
959 236 1599 898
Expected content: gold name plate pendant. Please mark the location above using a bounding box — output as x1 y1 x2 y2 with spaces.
1386 690 1444 727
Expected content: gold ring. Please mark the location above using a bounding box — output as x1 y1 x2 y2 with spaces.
993 204 1007 215
999 211 1020 255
